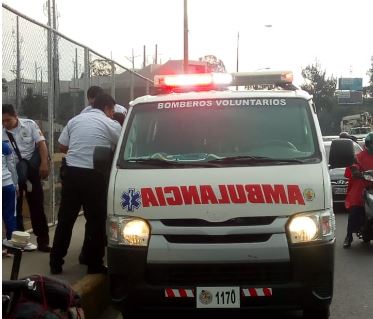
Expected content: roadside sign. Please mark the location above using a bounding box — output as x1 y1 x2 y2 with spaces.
336 91 350 98
338 90 363 104
338 78 363 91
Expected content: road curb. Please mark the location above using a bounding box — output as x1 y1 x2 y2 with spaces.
72 274 110 319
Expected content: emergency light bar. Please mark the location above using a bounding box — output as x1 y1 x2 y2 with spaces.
154 73 233 88
231 71 293 86
152 71 294 93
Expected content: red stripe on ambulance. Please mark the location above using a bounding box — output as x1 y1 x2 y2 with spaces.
242 288 273 297
141 184 305 207
165 289 194 298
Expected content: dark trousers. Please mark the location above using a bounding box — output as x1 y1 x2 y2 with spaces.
2 184 17 240
50 166 107 268
17 166 49 246
347 205 365 236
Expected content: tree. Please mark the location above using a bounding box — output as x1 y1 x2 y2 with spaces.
301 63 337 113
366 56 373 97
199 55 226 73
90 59 113 77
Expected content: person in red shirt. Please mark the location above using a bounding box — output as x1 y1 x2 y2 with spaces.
343 132 373 248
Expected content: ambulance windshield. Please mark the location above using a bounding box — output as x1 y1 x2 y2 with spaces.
120 98 320 167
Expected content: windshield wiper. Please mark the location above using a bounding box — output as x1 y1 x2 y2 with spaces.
126 158 179 166
125 158 221 167
208 155 305 164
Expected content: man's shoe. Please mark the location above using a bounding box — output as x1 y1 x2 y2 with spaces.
87 265 107 275
38 245 51 252
50 265 63 275
79 253 88 265
343 235 353 248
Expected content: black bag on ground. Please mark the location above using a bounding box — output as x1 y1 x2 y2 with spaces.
7 275 84 319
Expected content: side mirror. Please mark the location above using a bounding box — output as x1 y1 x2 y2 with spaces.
93 146 114 177
329 139 355 169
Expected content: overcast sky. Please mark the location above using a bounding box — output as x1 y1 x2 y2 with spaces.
3 0 373 85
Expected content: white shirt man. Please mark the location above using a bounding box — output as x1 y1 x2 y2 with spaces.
81 103 127 116
50 93 121 275
58 108 121 169
2 104 50 251
2 118 46 161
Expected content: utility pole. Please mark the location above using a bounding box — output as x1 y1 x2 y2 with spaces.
183 0 189 73
15 16 21 110
75 48 78 86
125 49 139 101
131 48 135 101
143 45 146 69
110 51 115 98
236 31 239 73
35 62 38 92
236 31 239 90
154 44 158 65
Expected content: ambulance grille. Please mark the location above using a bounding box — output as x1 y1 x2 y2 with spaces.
161 216 276 227
164 234 271 244
147 263 291 285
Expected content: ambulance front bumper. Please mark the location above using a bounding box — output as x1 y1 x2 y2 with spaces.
107 239 335 311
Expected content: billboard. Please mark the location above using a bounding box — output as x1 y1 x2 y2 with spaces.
337 90 363 104
337 77 363 104
338 78 363 91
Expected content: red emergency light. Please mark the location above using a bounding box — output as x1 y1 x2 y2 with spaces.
154 73 233 89
152 71 295 94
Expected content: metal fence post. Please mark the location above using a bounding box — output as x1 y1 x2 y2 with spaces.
15 15 21 110
47 6 55 224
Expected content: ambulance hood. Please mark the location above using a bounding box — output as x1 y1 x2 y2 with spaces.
112 164 325 220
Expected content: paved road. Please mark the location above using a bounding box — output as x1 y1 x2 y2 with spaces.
101 209 372 319
2 215 87 284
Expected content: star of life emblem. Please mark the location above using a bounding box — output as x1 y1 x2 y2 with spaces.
120 188 141 212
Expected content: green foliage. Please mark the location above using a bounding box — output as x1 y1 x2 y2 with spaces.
367 59 373 96
21 88 48 120
90 59 113 77
56 91 85 125
300 63 337 113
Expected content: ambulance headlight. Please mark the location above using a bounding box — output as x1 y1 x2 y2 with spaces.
108 216 150 246
287 209 335 244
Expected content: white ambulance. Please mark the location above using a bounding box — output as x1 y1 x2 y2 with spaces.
95 71 335 318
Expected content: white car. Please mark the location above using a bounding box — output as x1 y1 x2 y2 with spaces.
322 135 339 142
324 140 362 205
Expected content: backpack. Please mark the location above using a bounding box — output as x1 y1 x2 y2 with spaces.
5 275 84 319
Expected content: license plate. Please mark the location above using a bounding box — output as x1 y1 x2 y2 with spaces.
334 187 347 194
196 287 240 308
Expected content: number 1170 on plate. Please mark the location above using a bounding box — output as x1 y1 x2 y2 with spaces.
196 287 240 308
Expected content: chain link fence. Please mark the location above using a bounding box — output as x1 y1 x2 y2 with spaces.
2 4 153 228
